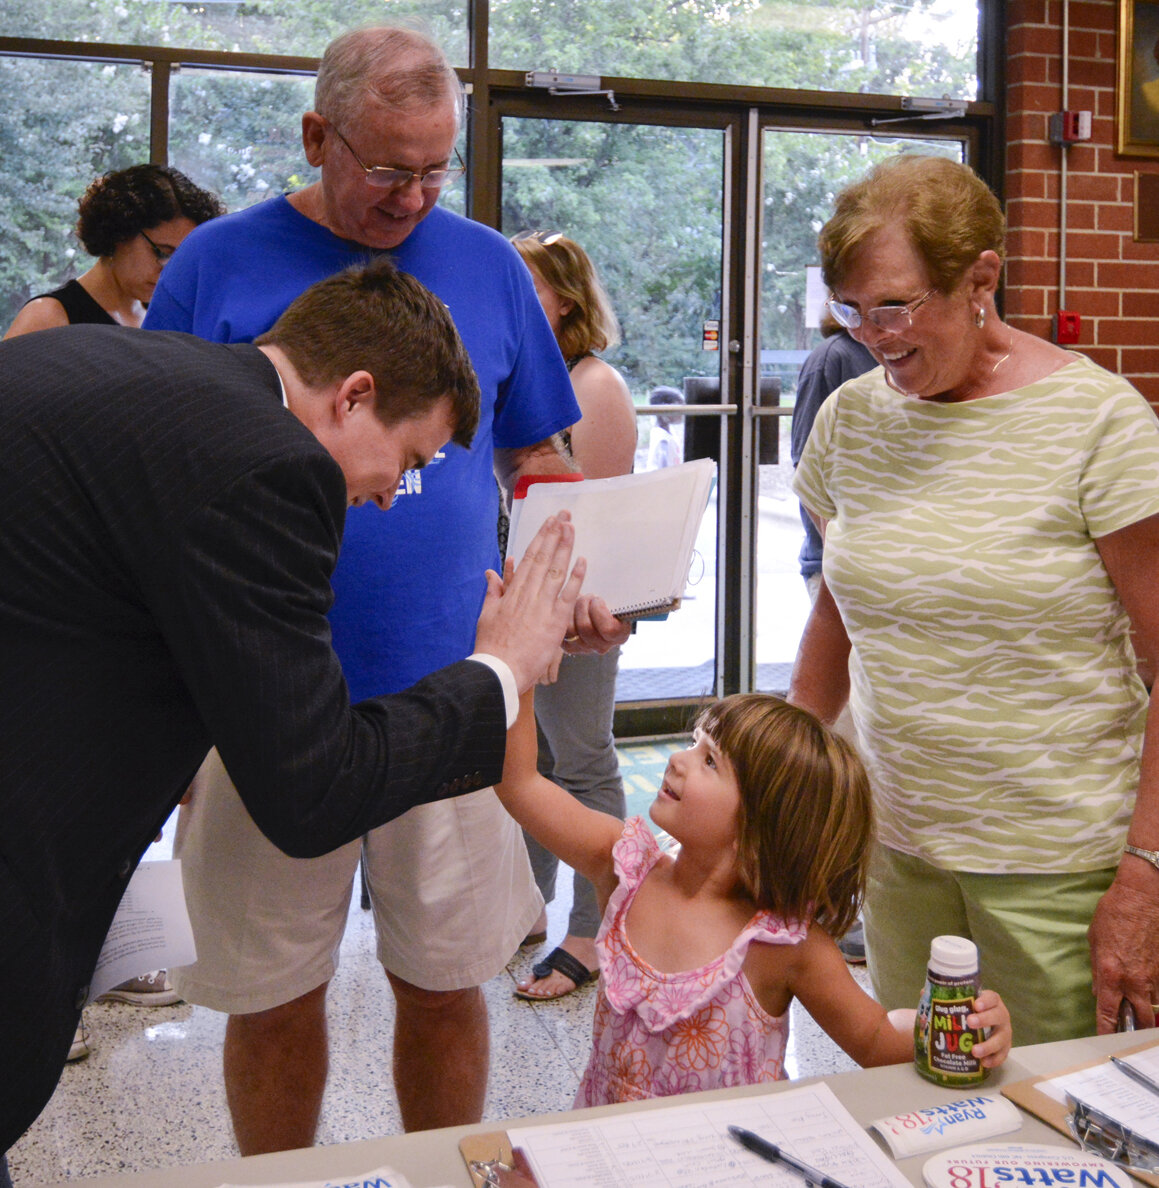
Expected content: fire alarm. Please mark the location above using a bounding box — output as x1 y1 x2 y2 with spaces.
1052 311 1081 345
1048 111 1092 143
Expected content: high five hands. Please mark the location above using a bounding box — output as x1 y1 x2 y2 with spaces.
473 512 631 693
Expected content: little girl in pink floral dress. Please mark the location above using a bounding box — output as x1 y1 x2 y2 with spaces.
497 691 1011 1106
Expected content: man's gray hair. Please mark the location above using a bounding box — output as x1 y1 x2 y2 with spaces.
314 24 464 130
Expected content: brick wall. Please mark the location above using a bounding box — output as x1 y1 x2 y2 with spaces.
1005 0 1159 405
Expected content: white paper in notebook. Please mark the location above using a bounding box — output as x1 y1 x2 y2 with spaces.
507 458 716 619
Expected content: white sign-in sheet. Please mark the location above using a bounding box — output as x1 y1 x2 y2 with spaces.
507 1083 912 1188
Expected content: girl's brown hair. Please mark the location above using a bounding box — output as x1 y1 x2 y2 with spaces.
511 234 619 362
696 694 872 938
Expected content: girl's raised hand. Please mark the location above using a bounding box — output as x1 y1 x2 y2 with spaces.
968 989 1012 1068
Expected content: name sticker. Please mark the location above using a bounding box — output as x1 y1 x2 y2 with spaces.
872 1095 1022 1159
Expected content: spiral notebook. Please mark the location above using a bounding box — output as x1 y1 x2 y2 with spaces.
507 458 716 620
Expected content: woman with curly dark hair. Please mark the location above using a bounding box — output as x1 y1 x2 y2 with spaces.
5 163 224 338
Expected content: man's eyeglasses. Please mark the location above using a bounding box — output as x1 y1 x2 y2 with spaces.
140 230 176 264
512 230 565 246
329 123 465 191
827 288 935 332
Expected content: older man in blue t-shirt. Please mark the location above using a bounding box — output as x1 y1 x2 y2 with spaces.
144 24 616 1150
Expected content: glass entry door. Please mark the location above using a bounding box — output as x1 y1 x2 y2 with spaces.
491 105 974 728
498 111 733 718
752 129 967 693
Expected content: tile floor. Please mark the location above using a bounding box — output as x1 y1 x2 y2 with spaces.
9 739 871 1185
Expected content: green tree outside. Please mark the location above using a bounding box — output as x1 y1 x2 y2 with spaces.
0 0 975 346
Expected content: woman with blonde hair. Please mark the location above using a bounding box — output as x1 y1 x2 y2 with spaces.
510 230 638 999
790 153 1159 1043
512 230 637 480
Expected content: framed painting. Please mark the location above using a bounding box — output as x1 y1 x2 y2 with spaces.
1118 0 1159 156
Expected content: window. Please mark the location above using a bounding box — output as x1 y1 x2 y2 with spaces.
489 0 978 98
0 1 996 722
2 0 467 63
170 70 316 209
0 57 150 326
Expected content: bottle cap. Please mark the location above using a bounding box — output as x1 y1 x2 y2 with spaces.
929 935 978 977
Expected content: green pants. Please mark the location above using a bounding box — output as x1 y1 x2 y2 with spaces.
863 844 1115 1046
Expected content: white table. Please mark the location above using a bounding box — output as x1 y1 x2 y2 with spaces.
44 1030 1149 1187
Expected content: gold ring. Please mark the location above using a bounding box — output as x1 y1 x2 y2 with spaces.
564 634 579 643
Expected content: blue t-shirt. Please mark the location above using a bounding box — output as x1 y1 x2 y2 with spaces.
145 196 579 699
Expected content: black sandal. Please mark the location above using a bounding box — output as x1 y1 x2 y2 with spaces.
513 946 598 1000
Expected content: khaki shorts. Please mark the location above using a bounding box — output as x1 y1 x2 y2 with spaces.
170 749 542 1013
863 843 1115 1046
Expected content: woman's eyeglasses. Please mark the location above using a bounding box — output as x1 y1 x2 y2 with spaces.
140 230 176 265
827 288 935 332
512 230 565 246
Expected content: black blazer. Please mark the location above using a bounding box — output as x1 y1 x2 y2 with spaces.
0 326 507 1149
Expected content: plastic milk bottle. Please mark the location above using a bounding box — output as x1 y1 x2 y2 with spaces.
913 935 989 1087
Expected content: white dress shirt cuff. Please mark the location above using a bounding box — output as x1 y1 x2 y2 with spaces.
466 653 519 728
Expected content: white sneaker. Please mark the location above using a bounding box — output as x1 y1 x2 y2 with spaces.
96 970 180 1007
68 1014 94 1061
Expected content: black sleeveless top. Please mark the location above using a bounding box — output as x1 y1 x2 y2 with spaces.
31 280 115 326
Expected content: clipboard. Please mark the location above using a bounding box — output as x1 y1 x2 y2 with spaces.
459 1082 907 1188
1002 1036 1159 1187
459 1131 542 1188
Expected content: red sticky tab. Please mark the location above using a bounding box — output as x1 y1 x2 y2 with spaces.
512 473 585 500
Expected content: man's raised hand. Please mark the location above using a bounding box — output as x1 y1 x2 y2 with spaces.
474 513 586 693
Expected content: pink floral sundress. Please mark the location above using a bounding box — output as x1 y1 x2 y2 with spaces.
575 816 807 1107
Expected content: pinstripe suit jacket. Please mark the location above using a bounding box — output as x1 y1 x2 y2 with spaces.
0 325 506 1149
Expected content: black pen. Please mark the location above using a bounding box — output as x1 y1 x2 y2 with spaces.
728 1125 856 1188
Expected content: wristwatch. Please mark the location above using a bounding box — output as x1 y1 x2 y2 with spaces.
1123 843 1159 872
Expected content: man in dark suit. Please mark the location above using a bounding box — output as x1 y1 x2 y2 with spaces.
0 259 586 1159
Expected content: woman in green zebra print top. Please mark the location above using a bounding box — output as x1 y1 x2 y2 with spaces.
789 153 1159 1046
